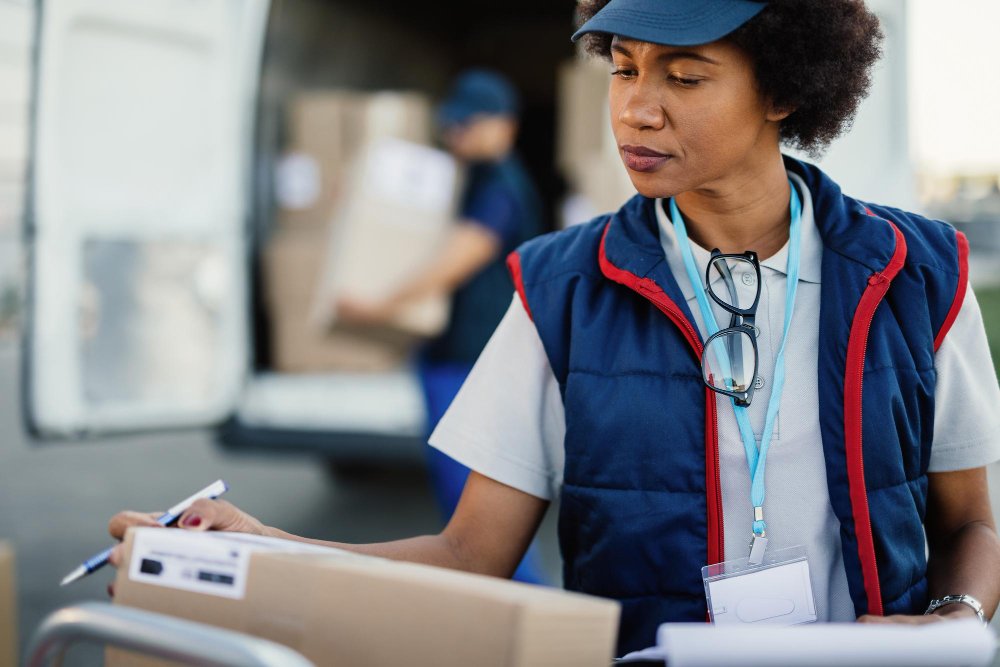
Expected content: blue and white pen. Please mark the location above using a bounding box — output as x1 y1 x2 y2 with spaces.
59 479 229 586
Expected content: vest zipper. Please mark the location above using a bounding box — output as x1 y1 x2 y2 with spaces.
706 385 724 564
844 272 890 616
597 223 726 570
844 218 907 617
636 284 725 566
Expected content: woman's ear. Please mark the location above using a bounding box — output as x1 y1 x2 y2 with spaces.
767 104 795 123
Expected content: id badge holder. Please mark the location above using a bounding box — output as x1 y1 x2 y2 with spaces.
702 544 818 625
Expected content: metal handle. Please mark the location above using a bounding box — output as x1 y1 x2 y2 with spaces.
24 601 315 667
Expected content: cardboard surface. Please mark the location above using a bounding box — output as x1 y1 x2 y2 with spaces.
0 542 17 667
313 138 458 338
263 227 414 373
108 530 620 667
556 58 637 218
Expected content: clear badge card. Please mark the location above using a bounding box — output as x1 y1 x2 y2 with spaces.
702 545 818 625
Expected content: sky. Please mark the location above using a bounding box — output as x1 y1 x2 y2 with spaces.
908 0 1000 174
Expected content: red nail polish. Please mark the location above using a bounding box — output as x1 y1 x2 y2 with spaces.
182 515 202 527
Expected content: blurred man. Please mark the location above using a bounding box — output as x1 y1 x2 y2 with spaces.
339 69 546 583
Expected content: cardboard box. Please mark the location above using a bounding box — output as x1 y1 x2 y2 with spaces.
267 96 455 371
556 58 611 179
555 58 637 220
263 227 414 373
108 529 620 667
276 92 433 232
312 138 458 338
0 542 17 667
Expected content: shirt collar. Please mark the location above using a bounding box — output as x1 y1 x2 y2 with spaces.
654 171 823 304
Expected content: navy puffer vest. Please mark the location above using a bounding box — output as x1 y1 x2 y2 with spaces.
507 158 968 654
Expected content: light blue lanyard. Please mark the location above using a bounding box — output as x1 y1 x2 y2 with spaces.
670 183 802 540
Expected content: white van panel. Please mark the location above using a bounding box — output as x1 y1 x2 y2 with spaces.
28 0 268 436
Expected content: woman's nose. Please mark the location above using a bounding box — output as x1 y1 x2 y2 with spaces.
618 81 667 131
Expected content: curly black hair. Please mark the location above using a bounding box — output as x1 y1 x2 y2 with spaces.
576 0 884 156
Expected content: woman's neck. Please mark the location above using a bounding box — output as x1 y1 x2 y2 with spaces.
673 154 792 261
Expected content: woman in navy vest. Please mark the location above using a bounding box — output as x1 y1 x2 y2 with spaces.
109 0 1000 655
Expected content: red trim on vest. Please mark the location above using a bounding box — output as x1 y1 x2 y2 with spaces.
705 386 723 566
506 251 533 322
597 223 725 570
844 218 908 617
933 231 970 351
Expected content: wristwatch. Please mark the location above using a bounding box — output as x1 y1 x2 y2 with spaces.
924 594 988 626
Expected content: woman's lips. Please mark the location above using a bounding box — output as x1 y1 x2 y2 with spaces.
620 145 672 173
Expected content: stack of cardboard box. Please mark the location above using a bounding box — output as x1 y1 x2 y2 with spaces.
265 91 458 372
556 58 637 224
0 542 16 667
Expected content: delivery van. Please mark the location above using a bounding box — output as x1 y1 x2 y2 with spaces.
20 0 578 466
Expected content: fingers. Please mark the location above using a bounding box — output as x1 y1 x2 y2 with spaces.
857 614 886 624
336 295 392 326
179 499 267 535
107 511 163 540
177 498 222 531
857 614 943 625
108 542 127 568
110 500 264 540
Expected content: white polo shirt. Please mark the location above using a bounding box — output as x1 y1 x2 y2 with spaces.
429 173 1000 621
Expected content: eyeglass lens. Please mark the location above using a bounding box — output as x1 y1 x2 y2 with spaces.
703 328 757 397
708 255 758 312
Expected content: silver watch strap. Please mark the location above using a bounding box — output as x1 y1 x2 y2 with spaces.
924 594 987 626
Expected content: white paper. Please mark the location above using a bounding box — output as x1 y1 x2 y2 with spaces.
706 558 816 625
128 527 345 599
275 152 320 210
364 138 458 216
657 620 998 667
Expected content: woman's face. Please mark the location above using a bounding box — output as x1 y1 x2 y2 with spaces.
608 37 785 199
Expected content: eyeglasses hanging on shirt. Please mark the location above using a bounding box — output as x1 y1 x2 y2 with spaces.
701 250 762 407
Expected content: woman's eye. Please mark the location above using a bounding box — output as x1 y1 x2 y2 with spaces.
670 75 702 87
611 68 637 80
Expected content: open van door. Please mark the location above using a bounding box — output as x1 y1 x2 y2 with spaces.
25 0 269 437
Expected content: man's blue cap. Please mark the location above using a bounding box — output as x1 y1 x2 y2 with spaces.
572 0 768 47
437 69 520 128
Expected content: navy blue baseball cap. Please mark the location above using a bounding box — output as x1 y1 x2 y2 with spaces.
572 0 768 46
437 69 520 127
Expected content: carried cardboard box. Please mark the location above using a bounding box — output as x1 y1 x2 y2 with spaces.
108 528 620 667
0 542 17 667
263 227 414 373
265 90 458 372
265 138 458 372
312 138 458 338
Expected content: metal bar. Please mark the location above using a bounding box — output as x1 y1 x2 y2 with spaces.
25 601 315 667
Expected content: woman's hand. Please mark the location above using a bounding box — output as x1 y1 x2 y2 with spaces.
857 606 978 624
335 294 399 327
108 499 267 541
106 500 268 570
